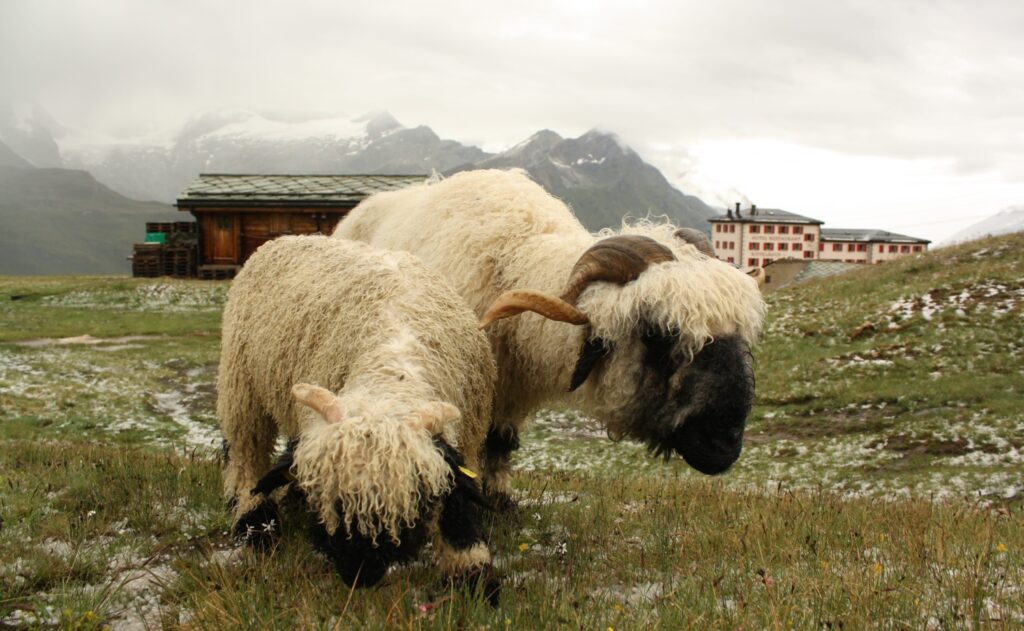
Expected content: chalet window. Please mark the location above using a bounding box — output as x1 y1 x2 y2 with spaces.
847 244 856 252
901 245 910 253
857 244 867 252
805 233 815 241
913 245 923 252
819 243 824 251
793 226 804 234
748 258 758 267
779 243 789 251
833 244 843 252
715 225 721 232
803 251 814 259
793 243 802 251
764 243 774 251
715 241 720 249
750 242 760 250
879 245 885 252
730 225 736 233
727 256 734 263
764 225 775 234
779 226 789 234
889 245 897 253
750 225 761 233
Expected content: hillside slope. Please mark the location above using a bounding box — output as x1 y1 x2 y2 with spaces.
0 166 179 274
746 232 1024 500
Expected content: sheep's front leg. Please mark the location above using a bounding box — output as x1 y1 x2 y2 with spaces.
222 411 281 549
436 468 500 606
481 424 520 512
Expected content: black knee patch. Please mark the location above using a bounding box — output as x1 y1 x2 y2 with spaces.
308 503 429 588
483 426 520 462
234 501 281 551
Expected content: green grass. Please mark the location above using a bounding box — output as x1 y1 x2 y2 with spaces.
1 233 1023 628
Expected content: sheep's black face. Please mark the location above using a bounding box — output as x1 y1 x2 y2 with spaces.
577 332 754 475
309 501 432 588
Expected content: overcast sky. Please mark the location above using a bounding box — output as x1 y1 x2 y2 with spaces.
3 0 1023 242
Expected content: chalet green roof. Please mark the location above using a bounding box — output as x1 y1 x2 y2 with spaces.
177 174 427 207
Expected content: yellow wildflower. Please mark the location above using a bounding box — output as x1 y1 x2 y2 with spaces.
996 543 1007 553
518 543 529 552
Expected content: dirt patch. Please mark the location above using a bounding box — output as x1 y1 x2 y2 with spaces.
747 411 895 444
14 335 163 348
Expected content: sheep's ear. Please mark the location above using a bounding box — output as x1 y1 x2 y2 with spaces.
747 267 766 290
569 336 612 392
292 383 344 424
410 401 461 435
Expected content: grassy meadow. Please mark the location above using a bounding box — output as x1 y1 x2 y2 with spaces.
1 233 1022 629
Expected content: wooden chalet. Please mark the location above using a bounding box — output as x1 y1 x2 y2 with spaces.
175 174 425 279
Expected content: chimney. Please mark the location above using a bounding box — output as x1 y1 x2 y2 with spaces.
726 208 733 219
751 204 757 215
735 202 741 213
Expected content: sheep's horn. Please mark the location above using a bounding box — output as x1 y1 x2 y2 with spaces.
560 235 676 304
479 289 589 329
673 227 715 256
747 266 766 289
292 383 344 424
409 401 461 435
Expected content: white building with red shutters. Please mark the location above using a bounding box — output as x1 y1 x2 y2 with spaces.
708 204 824 270
708 204 930 271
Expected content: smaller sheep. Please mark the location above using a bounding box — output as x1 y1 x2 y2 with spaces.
218 235 498 601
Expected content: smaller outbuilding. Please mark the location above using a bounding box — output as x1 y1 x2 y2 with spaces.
174 174 425 279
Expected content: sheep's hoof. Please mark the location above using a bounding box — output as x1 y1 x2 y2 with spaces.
488 491 518 514
447 564 501 607
234 501 281 551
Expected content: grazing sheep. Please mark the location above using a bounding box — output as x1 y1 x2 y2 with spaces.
218 235 498 599
334 169 765 506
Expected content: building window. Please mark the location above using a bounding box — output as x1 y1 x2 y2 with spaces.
901 245 910 253
805 233 815 241
857 244 867 252
879 245 885 252
715 241 720 249
793 243 802 251
779 226 789 234
764 225 775 234
847 244 856 252
832 244 843 252
750 225 761 233
730 225 736 233
803 251 814 259
793 226 804 234
889 245 897 253
763 243 774 251
819 243 824 251
750 242 760 250
779 243 789 251
913 245 923 252
748 258 758 267
727 256 734 263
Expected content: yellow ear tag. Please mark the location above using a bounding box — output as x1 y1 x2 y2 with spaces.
458 466 478 479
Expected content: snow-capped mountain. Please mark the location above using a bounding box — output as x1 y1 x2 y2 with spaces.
940 206 1024 246
461 129 717 231
54 109 489 203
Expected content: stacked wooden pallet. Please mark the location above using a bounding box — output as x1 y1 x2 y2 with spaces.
131 222 199 278
131 244 163 278
197 265 239 281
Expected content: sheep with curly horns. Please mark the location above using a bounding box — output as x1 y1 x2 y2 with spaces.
334 169 766 508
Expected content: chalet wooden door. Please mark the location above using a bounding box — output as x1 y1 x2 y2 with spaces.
200 214 239 265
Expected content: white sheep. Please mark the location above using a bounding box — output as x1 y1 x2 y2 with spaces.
218 235 498 599
334 169 765 507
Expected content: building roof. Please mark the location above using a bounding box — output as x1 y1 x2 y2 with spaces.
708 207 824 225
821 228 930 244
177 174 427 207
